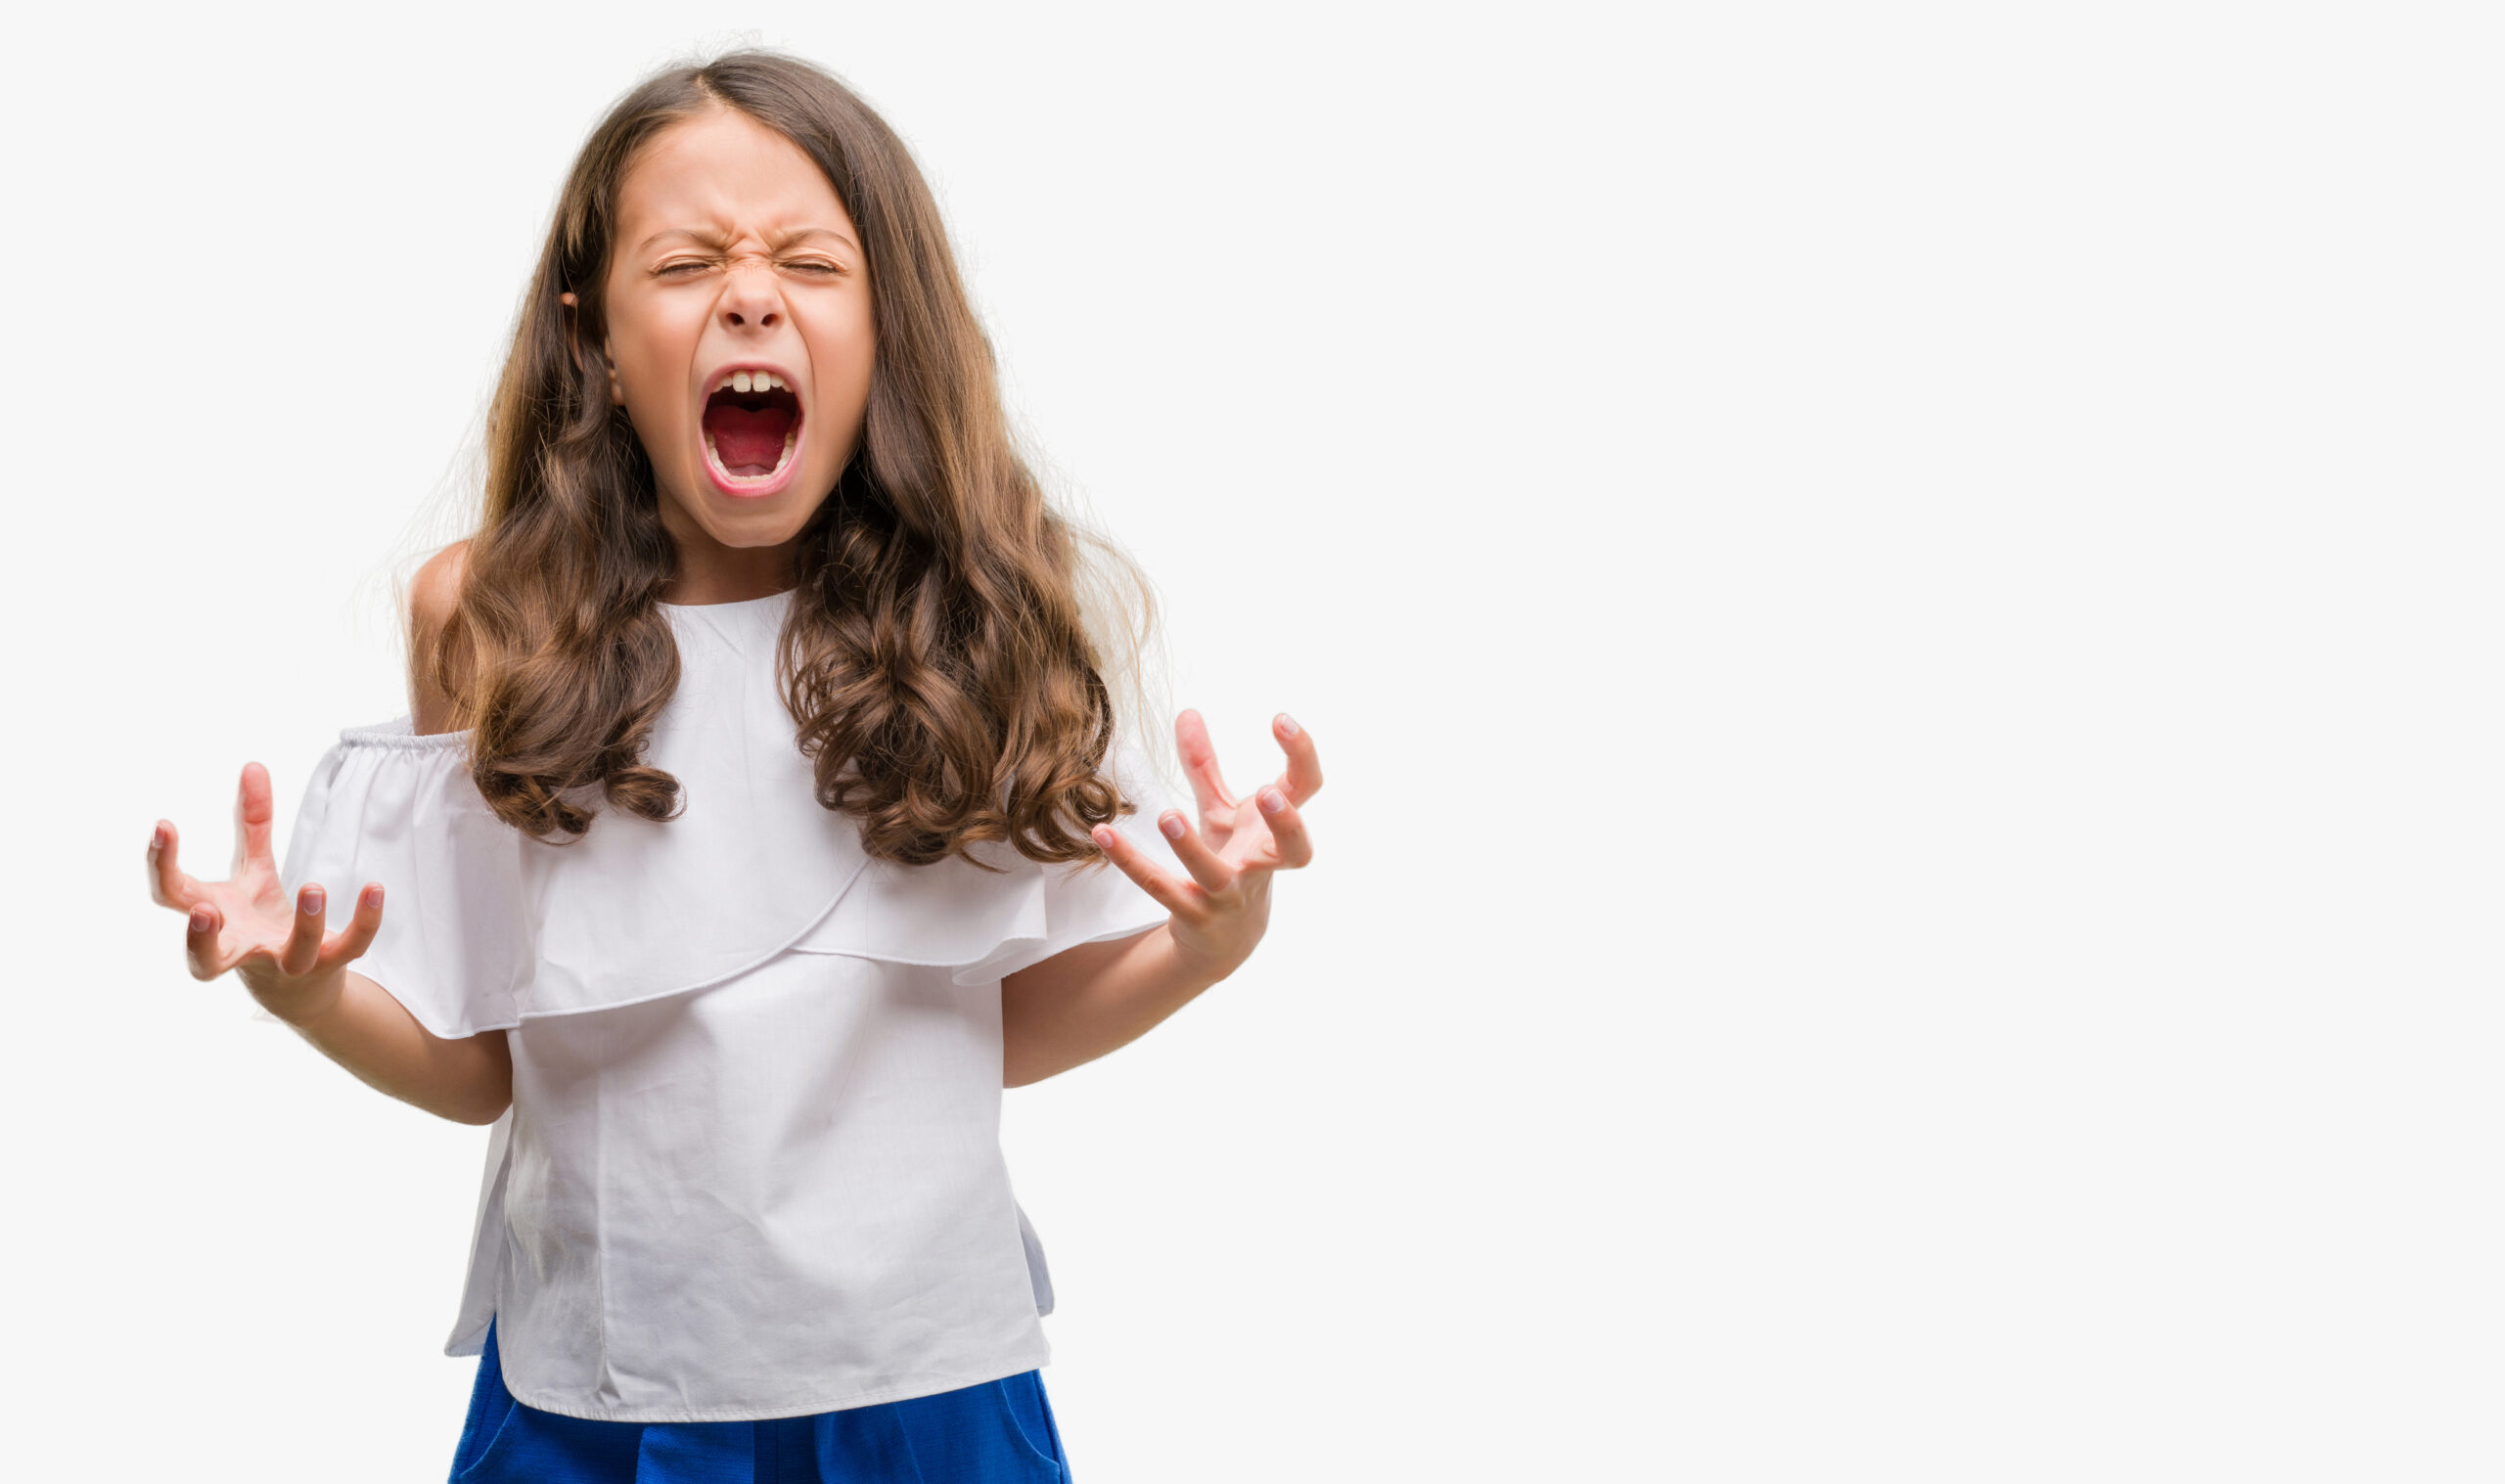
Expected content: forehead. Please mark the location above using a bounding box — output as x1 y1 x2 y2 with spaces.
614 105 855 248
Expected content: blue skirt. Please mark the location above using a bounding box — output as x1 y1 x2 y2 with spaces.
448 1318 1070 1483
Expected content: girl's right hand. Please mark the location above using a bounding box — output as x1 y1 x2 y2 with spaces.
147 761 387 1025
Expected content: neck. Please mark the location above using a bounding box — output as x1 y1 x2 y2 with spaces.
659 539 799 607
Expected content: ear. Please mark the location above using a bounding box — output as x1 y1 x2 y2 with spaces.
559 291 626 407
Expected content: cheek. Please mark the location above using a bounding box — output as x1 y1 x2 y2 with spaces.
611 355 688 446
605 295 696 426
813 314 878 425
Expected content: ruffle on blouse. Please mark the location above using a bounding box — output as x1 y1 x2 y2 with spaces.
784 739 1181 979
277 721 1178 1042
276 721 535 1041
276 597 1181 1042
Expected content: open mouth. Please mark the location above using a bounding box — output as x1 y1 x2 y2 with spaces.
700 371 803 487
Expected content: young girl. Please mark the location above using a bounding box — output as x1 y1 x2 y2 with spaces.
143 50 1320 1483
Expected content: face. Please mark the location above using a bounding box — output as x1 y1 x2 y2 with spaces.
587 105 875 587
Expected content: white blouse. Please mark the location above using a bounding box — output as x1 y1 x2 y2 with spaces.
275 589 1177 1423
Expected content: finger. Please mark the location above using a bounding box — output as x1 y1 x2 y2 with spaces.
318 882 387 972
279 882 328 977
1090 822 1203 921
1267 712 1324 806
185 901 228 981
1173 709 1238 820
1152 808 1237 895
148 820 204 911
234 762 277 875
1255 785 1317 869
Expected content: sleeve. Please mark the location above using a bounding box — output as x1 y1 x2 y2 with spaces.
275 717 534 1040
782 738 1188 983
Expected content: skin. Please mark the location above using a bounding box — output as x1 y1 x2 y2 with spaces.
147 104 1322 1121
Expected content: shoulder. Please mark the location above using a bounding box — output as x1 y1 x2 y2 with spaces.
412 539 469 636
408 539 473 736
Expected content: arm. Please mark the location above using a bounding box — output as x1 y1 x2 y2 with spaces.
1000 709 1322 1087
147 537 511 1126
286 535 511 1123
153 775 518 1127
279 970 512 1126
1001 924 1229 1087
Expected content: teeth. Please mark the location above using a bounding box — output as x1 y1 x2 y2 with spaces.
731 372 753 393
719 371 789 394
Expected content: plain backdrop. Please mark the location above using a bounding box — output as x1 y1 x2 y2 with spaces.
11 2 2502 1478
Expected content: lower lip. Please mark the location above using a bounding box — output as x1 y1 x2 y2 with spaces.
701 420 806 500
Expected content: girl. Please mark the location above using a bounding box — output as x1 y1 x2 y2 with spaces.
143 49 1320 1483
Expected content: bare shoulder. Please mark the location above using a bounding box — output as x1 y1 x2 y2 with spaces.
409 539 473 736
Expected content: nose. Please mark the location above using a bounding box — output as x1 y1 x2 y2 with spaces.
717 256 785 333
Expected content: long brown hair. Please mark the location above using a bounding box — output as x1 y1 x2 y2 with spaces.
427 49 1158 870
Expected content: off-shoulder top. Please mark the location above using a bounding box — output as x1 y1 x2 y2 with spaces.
274 589 1178 1423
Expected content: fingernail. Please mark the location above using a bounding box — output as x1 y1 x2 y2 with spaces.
1091 826 1115 848
1160 812 1185 840
1259 787 1286 814
1278 714 1299 738
365 885 384 910
189 907 212 933
149 824 165 854
301 888 324 915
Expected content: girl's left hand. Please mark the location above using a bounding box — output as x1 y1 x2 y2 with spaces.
1092 709 1321 981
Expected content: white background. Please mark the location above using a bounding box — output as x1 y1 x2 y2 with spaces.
9 2 2500 1478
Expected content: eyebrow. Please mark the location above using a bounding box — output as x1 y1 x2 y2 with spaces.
631 226 860 255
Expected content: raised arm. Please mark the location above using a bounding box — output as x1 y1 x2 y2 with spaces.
279 967 512 1127
147 773 514 1125
1002 709 1321 1086
142 540 512 1126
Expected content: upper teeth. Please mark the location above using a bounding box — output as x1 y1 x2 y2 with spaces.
727 372 787 393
